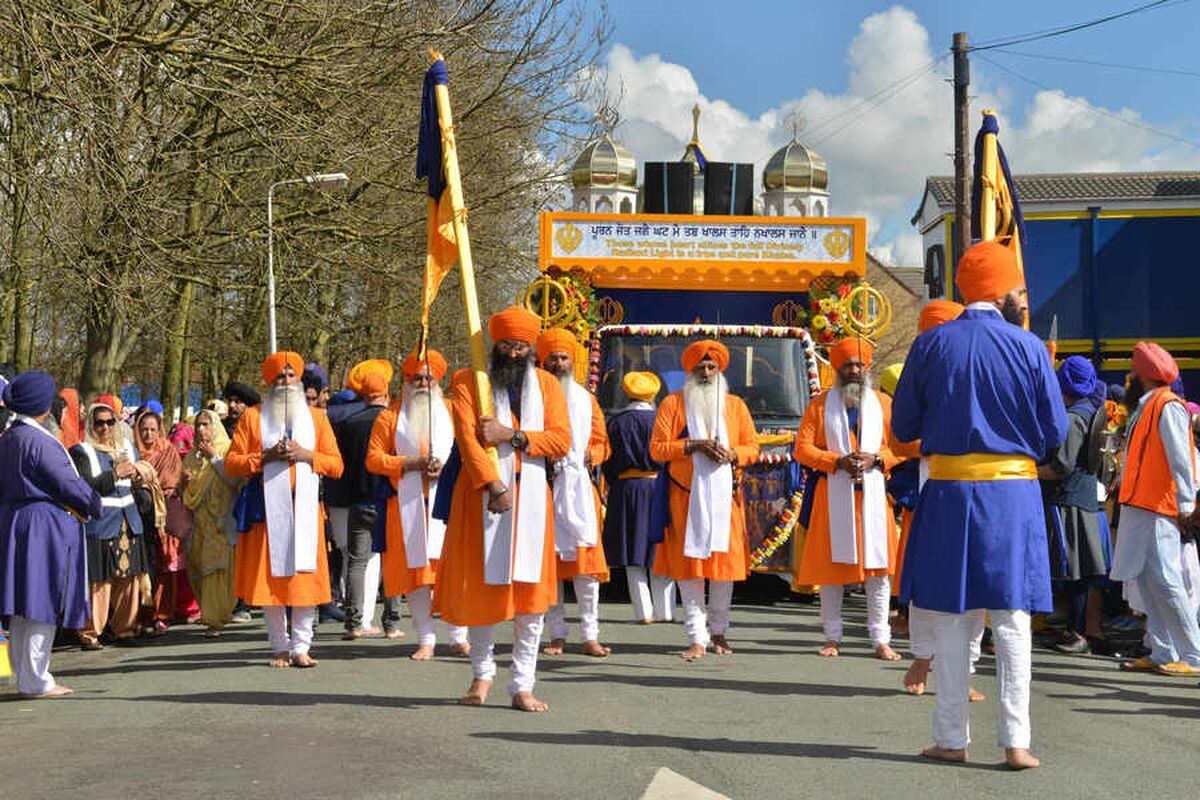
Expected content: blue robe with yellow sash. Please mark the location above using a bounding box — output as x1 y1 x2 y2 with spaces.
892 306 1068 613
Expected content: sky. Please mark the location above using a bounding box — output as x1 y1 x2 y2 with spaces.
589 0 1200 265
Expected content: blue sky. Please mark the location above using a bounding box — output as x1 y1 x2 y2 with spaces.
594 1 1200 263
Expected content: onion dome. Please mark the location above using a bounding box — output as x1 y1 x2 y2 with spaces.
571 134 637 189
763 138 829 191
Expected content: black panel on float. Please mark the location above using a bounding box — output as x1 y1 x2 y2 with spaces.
703 162 754 216
643 162 694 214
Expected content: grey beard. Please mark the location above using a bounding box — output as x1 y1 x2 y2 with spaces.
836 374 871 409
404 386 433 449
266 384 305 432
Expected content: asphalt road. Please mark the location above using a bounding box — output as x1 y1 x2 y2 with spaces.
2 597 1196 799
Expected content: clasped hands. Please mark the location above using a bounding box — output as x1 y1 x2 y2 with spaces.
684 438 737 465
262 438 313 465
835 451 880 480
403 455 443 479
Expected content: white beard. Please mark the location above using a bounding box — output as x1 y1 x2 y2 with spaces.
265 384 307 434
836 374 872 409
403 383 440 452
557 372 575 397
683 373 725 435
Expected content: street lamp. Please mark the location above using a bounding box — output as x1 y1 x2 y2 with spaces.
266 171 351 353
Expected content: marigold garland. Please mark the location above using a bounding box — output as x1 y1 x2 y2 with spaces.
750 488 804 568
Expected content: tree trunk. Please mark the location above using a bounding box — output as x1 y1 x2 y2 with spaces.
159 279 195 423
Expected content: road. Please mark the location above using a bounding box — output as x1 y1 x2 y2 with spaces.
3 597 1196 799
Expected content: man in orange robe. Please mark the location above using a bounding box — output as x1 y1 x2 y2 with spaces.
651 340 759 661
793 338 902 661
434 306 570 712
226 352 344 668
366 349 469 660
535 328 613 658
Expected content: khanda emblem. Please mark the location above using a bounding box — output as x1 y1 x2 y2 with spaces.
771 299 806 327
556 222 583 254
596 296 624 325
823 228 851 260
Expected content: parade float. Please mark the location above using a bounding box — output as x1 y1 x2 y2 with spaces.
519 112 894 573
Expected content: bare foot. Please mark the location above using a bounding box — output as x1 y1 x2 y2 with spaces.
290 653 319 668
638 619 654 625
680 643 706 661
922 746 968 763
269 652 291 668
904 658 931 695
711 635 734 655
510 691 549 712
341 629 364 641
581 640 611 657
458 678 492 706
203 628 221 639
410 644 435 661
21 684 75 699
969 686 986 702
542 637 565 656
385 629 406 640
875 643 902 661
362 626 383 637
1005 748 1040 770
448 642 471 658
818 640 840 657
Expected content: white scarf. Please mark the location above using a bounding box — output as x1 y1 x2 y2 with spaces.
482 365 547 585
260 402 319 578
683 384 733 559
824 386 889 570
394 394 454 568
552 380 599 560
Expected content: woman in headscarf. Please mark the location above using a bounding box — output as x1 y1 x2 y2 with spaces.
182 409 241 636
134 409 192 635
70 402 154 648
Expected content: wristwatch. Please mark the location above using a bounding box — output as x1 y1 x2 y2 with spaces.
510 430 528 450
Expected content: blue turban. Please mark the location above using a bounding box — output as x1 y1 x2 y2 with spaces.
1057 356 1104 407
2 370 58 416
329 389 357 406
1171 376 1185 399
144 399 164 416
1107 383 1125 403
302 363 329 392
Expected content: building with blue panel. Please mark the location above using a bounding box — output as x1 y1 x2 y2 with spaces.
912 172 1200 391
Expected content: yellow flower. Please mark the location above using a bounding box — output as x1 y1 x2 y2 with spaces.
819 297 836 313
811 314 828 331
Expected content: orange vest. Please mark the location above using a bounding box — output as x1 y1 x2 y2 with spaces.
1119 388 1196 516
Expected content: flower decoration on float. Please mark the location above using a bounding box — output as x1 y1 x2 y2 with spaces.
750 488 805 568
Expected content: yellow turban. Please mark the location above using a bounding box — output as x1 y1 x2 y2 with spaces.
879 363 904 397
622 371 661 403
347 359 394 397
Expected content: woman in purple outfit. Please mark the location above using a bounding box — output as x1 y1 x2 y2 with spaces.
0 370 101 698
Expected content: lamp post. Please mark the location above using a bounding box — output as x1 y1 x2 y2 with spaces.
266 172 351 353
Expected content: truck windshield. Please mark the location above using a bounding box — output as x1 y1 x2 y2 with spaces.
596 334 813 424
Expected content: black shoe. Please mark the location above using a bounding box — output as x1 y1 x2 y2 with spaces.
1053 633 1090 654
318 603 345 623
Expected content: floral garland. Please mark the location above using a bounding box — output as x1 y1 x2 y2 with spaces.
805 282 854 346
750 488 804 568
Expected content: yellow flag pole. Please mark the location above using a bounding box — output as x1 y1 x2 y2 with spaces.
979 109 999 243
429 50 494 421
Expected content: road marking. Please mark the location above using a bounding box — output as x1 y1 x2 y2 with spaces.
641 767 729 800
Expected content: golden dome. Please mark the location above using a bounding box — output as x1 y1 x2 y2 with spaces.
571 134 637 189
763 139 828 192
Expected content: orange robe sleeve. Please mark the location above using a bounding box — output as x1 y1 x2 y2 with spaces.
793 395 839 474
366 407 404 480
310 408 344 479
876 392 901 473
523 370 571 460
225 407 263 479
450 369 501 490
728 396 760 466
649 394 687 464
587 393 611 467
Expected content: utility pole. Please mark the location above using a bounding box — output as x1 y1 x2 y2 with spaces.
952 32 971 265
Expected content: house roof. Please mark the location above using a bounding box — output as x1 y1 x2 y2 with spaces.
912 171 1200 224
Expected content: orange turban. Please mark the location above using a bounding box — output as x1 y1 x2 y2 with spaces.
1132 341 1179 385
261 351 304 385
536 328 579 363
402 349 448 381
95 393 123 413
487 305 541 345
918 300 964 333
954 241 1024 304
828 338 874 370
681 340 730 372
347 359 394 397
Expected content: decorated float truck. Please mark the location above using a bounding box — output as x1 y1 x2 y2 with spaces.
522 210 891 575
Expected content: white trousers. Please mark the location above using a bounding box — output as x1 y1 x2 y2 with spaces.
819 577 891 645
627 566 675 622
678 578 733 646
546 576 601 642
7 616 57 695
359 553 383 632
406 585 468 646
1134 530 1200 666
263 605 316 657
930 609 1031 751
1180 540 1200 630
910 605 986 670
469 613 544 696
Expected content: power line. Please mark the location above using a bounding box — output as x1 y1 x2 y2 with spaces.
808 58 947 147
991 48 1200 78
977 52 1200 148
969 0 1184 52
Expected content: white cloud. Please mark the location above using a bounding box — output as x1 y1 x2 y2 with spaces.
589 5 1199 267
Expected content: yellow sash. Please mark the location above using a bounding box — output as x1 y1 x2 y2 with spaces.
618 469 660 480
927 453 1037 481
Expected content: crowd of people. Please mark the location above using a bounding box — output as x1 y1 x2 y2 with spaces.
2 241 1198 768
